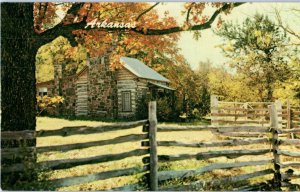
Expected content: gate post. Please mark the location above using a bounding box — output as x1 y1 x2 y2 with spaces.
148 101 158 191
211 95 219 125
286 99 294 139
269 104 281 190
275 100 282 129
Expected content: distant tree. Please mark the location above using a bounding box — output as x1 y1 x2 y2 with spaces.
195 60 212 116
166 61 200 117
216 14 293 101
208 66 258 102
288 56 300 101
36 36 88 82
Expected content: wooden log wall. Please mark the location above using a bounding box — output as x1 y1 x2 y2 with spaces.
75 71 88 116
116 68 138 117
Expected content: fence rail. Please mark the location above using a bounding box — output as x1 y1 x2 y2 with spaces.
159 169 274 191
37 133 148 153
156 138 269 148
210 96 300 135
36 120 147 137
48 165 148 188
157 159 273 182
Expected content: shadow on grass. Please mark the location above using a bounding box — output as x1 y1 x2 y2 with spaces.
42 114 138 123
40 115 211 125
1 168 57 191
161 118 211 126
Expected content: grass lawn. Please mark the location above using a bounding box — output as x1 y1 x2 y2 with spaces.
35 117 299 191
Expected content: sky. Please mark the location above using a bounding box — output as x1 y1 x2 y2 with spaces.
154 2 300 70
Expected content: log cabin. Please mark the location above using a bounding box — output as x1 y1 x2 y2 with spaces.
36 54 174 119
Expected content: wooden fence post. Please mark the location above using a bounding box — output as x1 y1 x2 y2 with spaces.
211 95 218 125
269 104 281 190
244 102 248 121
286 99 294 139
148 101 158 191
275 100 282 129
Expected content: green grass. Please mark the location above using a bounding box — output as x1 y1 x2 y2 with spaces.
35 117 299 191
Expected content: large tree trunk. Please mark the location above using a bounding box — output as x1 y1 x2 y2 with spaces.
1 3 38 189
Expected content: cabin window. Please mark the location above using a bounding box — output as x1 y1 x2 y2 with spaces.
122 91 132 112
38 87 48 96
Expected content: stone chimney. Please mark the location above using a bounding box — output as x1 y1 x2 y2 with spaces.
54 64 62 95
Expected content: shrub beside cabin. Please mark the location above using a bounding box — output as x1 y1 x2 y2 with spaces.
36 55 174 119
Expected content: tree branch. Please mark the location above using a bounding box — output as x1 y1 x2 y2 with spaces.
85 2 244 36
66 2 85 15
275 9 300 40
186 3 195 23
38 19 87 47
132 2 245 35
37 3 87 46
36 2 245 47
136 2 160 21
40 3 48 22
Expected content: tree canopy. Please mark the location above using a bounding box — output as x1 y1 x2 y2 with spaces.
34 2 243 80
216 14 297 101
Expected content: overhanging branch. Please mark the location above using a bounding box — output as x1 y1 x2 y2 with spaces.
186 3 195 23
136 2 160 21
275 9 300 40
36 3 87 46
132 2 245 35
38 19 87 46
36 2 245 46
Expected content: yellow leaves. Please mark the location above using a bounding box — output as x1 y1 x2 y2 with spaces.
254 30 261 37
50 97 58 103
143 27 148 34
37 95 65 114
263 33 272 47
129 49 138 55
218 42 234 52
153 64 164 72
217 17 223 28
273 80 299 105
223 43 234 52
65 47 77 58
254 30 272 47
36 96 42 103
109 54 123 70
182 22 190 31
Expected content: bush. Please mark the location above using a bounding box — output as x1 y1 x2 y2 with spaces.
157 97 179 122
36 95 64 116
135 94 149 120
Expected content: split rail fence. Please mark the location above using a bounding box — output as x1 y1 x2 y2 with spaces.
211 96 300 138
1 101 300 190
1 120 150 190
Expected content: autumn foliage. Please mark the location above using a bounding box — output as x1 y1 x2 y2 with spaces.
37 95 64 116
33 2 240 69
33 2 248 120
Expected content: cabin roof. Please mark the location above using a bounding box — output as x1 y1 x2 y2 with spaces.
121 57 170 82
148 82 175 91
